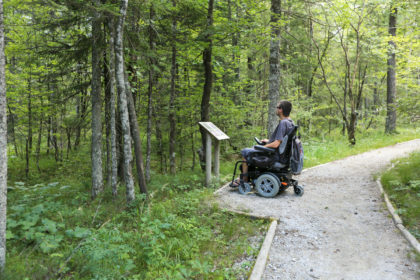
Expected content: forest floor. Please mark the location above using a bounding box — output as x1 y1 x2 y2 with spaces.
216 139 420 279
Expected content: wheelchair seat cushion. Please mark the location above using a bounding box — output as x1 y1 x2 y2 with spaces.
241 147 280 167
253 145 276 154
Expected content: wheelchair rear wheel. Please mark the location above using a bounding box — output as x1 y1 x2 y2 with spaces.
255 173 280 198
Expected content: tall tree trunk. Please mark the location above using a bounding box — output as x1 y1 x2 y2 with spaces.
115 0 135 203
199 0 214 170
108 18 118 196
227 0 240 104
267 0 281 136
385 5 397 134
146 3 155 182
0 0 7 269
91 0 103 200
307 17 313 96
104 25 111 187
169 0 177 175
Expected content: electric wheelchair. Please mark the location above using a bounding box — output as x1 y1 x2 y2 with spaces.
229 124 304 197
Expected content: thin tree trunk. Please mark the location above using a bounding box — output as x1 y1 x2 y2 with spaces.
125 76 148 195
108 18 118 196
373 81 379 115
199 0 214 170
191 128 196 171
74 66 82 149
0 0 7 269
66 128 71 158
7 105 18 156
47 116 51 155
27 76 33 153
53 117 59 162
152 105 164 173
385 5 397 134
25 139 29 178
169 0 177 175
267 0 281 136
91 0 104 200
342 70 348 135
115 0 135 203
36 112 42 172
347 112 357 145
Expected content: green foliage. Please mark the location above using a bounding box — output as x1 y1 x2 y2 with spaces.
6 148 268 279
381 152 420 240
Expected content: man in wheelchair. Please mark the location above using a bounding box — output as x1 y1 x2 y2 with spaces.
229 100 304 197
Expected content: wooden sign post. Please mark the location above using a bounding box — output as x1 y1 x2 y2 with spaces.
198 122 229 186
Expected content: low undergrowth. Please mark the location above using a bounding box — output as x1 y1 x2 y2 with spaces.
381 152 420 243
5 152 268 279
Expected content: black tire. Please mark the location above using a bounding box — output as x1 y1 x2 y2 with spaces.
294 185 304 196
255 173 280 198
238 182 252 195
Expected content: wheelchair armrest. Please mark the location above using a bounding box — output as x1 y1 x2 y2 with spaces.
253 145 276 154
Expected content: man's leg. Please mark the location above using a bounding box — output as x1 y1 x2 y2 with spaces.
242 158 249 182
241 147 256 183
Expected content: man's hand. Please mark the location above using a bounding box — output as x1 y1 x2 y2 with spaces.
261 139 269 144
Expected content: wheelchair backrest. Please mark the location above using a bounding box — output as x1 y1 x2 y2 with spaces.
278 124 298 161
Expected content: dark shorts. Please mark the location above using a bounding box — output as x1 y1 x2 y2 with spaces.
241 147 279 163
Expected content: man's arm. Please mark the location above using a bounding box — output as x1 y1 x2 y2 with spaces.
265 139 281 149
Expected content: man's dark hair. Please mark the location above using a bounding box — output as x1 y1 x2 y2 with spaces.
278 100 292 117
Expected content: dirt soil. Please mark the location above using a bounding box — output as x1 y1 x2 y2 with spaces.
215 139 420 280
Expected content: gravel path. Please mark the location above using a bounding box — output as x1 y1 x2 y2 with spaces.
216 139 420 279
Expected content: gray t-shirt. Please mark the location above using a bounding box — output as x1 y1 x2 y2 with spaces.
269 119 294 143
269 119 294 163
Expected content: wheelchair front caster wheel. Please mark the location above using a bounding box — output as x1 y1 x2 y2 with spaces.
294 185 304 196
239 182 252 195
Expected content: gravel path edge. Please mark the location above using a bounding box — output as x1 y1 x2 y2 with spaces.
213 183 278 280
249 220 278 280
376 178 420 254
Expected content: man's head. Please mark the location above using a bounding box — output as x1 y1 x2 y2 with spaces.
276 100 292 117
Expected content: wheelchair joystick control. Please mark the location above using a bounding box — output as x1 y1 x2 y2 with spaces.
254 137 264 145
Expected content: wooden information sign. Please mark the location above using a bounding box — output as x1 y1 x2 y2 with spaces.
198 122 230 140
198 122 229 186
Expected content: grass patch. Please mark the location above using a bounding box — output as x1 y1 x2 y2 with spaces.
381 152 420 241
300 126 420 168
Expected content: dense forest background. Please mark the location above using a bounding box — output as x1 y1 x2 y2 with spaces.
0 0 419 277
